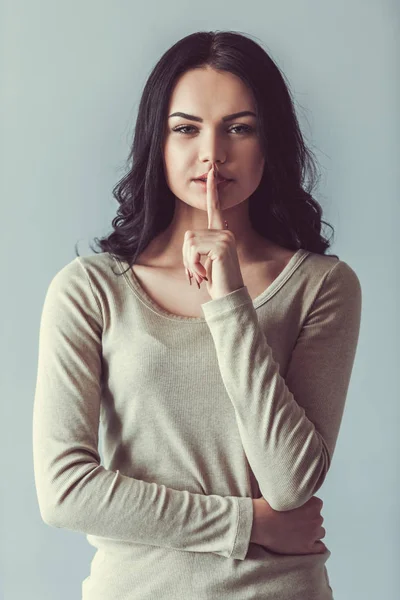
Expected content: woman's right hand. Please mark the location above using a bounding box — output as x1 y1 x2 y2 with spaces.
250 495 327 555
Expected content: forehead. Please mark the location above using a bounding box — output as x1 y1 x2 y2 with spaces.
167 67 256 113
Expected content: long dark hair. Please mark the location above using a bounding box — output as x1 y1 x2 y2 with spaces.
75 30 338 272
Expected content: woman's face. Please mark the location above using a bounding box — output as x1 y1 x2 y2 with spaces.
163 66 265 213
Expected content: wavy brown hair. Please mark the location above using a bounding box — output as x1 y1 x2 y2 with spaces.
75 30 338 271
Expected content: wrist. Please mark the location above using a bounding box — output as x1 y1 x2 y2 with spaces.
250 499 260 544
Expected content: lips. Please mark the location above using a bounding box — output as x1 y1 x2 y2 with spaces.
194 178 232 190
194 173 232 183
196 178 228 183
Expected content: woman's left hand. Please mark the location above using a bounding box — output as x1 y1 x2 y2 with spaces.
182 163 245 301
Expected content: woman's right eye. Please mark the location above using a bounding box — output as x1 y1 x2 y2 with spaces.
172 125 196 134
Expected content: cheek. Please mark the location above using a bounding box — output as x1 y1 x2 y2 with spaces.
164 153 184 183
165 143 192 171
249 154 265 179
256 159 265 179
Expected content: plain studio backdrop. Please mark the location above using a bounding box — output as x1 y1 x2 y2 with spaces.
0 1 399 599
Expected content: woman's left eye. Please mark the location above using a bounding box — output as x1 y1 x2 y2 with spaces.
172 125 253 135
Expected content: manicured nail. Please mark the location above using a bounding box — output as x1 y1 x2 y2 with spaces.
188 271 193 285
203 276 208 281
195 277 200 289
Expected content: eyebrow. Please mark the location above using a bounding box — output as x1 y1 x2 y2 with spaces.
167 110 257 123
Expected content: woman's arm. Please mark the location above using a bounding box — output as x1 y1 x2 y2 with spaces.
32 258 253 560
201 260 362 511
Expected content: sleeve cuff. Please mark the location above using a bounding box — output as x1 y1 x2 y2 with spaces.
230 496 254 560
201 286 253 321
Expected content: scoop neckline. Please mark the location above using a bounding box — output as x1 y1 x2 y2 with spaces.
112 248 310 323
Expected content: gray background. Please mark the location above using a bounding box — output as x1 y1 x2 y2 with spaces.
1 1 399 598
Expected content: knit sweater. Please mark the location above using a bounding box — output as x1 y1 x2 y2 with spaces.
32 248 361 599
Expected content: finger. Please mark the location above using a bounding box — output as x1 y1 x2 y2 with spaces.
185 267 193 286
207 163 225 231
183 236 205 288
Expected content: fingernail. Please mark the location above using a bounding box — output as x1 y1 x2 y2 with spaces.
203 276 208 281
189 271 193 285
195 277 200 289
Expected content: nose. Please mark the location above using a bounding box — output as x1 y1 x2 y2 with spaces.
199 132 227 166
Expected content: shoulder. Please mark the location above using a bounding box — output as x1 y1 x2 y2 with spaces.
44 252 123 314
293 248 360 288
300 252 362 330
282 250 362 326
305 251 361 295
49 252 119 288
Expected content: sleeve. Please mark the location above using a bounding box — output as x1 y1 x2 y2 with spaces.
201 260 362 512
32 258 253 560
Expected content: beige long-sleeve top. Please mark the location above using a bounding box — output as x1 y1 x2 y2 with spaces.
32 248 361 599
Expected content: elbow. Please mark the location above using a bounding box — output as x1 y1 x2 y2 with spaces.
266 496 304 512
36 484 68 527
265 451 330 512
267 487 322 512
38 498 57 527
39 499 70 529
35 479 61 526
34 458 101 529
36 486 65 527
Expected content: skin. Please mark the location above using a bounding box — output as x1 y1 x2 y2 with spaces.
147 65 277 270
181 163 246 297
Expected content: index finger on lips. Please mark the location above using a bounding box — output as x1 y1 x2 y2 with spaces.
207 163 225 230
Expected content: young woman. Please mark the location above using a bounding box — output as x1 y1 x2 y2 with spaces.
33 31 362 599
